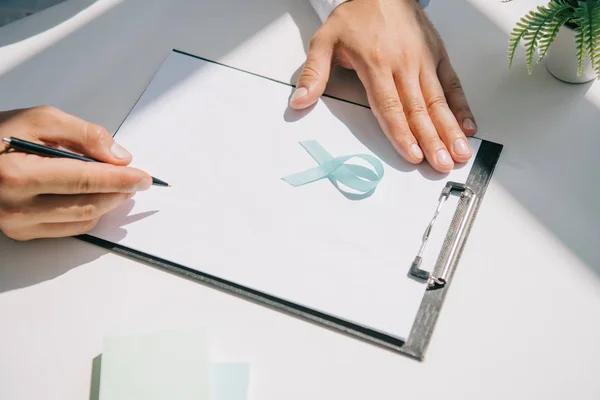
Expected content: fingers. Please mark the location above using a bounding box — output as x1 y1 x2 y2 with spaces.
289 30 335 110
27 192 134 223
437 57 477 136
393 71 454 172
0 192 132 240
25 105 133 165
14 155 152 195
356 67 424 164
419 67 472 163
14 218 101 241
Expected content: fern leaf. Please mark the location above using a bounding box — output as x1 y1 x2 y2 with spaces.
572 1 600 77
588 1 600 76
524 6 565 74
508 10 546 70
508 1 575 74
507 20 529 68
537 1 575 62
574 23 587 75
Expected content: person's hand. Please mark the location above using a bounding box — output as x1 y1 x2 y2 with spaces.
0 106 151 241
290 0 476 173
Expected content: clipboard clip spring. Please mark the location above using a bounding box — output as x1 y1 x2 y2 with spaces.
409 181 476 289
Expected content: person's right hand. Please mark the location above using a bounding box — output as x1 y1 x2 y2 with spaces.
0 106 151 241
291 0 476 173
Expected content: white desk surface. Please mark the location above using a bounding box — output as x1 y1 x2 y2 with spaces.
0 0 599 399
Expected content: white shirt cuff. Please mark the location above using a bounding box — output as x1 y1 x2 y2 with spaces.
310 0 430 23
309 0 347 23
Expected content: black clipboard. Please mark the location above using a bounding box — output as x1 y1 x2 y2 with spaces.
77 49 502 361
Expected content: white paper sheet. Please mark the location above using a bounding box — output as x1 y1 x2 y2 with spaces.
89 51 481 340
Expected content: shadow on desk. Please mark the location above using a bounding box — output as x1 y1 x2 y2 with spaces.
0 0 323 293
0 233 109 294
0 0 596 282
0 0 99 47
427 1 600 276
89 354 102 400
285 1 600 277
0 0 322 130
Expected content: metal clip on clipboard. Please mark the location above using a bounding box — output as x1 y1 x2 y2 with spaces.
409 181 477 289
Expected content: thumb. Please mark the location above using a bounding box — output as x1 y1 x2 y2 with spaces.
289 32 334 110
30 106 132 166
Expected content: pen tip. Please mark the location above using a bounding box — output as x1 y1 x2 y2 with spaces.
168 184 172 187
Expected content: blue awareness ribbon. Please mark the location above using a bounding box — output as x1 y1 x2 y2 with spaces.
281 140 385 199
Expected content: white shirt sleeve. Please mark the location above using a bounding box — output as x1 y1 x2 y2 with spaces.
309 0 430 23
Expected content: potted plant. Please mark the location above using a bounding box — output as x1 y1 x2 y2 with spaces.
506 0 600 83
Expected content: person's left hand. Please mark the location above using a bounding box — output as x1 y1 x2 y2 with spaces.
290 0 476 173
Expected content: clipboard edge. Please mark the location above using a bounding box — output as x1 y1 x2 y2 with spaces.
75 233 411 357
402 139 504 360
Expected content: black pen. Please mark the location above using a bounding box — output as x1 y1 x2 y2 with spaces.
2 136 170 187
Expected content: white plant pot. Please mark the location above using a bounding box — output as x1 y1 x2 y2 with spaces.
545 25 597 83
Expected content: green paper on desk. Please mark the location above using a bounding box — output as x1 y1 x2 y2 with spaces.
209 363 250 400
98 329 249 400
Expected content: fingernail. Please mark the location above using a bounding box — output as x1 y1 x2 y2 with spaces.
462 118 476 132
133 177 152 191
452 138 471 156
410 143 424 160
290 87 308 103
111 142 131 159
436 149 453 167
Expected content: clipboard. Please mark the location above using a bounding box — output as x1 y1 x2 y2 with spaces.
77 49 502 361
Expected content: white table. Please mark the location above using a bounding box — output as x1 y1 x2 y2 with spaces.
1 1 599 399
